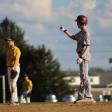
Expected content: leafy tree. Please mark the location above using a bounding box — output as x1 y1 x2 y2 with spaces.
0 17 28 73
0 17 29 101
0 17 71 102
0 17 27 50
22 45 70 101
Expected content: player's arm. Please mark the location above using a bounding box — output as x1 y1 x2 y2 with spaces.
60 26 77 40
81 46 90 59
28 81 33 93
13 49 21 68
77 46 89 64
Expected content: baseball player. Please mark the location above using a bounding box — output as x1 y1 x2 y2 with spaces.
60 15 95 103
5 37 21 105
20 74 33 103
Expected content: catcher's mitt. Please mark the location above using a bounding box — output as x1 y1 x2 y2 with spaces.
10 69 17 79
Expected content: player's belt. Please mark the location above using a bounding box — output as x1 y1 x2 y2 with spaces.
83 44 90 46
8 66 13 67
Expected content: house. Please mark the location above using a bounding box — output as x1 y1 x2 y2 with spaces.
63 75 100 86
63 70 112 98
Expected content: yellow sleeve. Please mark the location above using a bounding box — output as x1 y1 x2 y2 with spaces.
14 47 21 67
28 80 33 91
15 47 21 59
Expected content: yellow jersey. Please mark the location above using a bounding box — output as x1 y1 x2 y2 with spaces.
23 79 33 92
6 46 21 67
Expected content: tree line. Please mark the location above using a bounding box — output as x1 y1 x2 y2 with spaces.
0 18 72 102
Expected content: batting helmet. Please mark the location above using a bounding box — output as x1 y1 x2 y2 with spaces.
75 15 88 25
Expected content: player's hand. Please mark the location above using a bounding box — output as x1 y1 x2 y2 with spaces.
10 69 17 79
76 57 83 64
59 26 66 32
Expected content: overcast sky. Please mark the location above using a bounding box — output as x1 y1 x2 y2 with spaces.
0 0 112 70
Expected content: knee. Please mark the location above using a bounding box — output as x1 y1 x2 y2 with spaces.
12 83 17 92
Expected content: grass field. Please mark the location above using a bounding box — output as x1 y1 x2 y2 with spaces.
0 102 112 112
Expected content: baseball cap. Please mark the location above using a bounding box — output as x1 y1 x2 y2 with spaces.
5 37 14 41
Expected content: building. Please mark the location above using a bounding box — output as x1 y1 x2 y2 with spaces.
63 76 100 86
63 70 112 99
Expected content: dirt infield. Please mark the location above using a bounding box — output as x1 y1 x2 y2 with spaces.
0 102 112 112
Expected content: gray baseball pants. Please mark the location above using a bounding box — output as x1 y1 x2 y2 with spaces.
78 60 92 99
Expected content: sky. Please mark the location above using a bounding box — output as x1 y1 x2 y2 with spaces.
0 0 112 70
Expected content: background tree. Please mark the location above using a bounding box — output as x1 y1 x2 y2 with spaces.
0 17 27 49
0 17 29 101
0 17 71 102
23 45 70 101
0 17 28 74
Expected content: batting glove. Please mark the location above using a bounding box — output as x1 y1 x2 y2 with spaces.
60 26 67 32
76 57 83 64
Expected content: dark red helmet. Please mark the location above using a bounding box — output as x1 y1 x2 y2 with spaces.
75 15 88 25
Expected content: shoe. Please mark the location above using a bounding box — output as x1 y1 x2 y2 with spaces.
13 102 19 105
75 97 96 104
85 97 96 103
9 102 19 106
74 97 84 103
